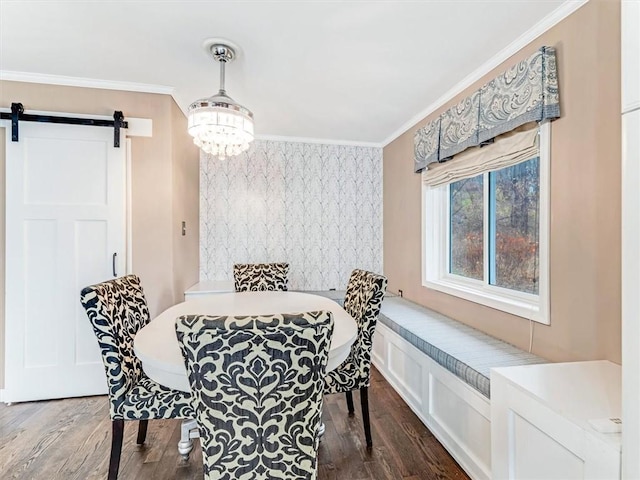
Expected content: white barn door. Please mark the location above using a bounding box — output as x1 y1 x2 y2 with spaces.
3 121 126 402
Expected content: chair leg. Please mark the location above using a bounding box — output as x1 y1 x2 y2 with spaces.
345 390 355 415
360 387 372 449
109 419 124 480
136 419 148 445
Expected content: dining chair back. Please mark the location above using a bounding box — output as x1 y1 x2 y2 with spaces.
233 262 289 291
80 275 193 480
324 269 388 448
176 310 333 480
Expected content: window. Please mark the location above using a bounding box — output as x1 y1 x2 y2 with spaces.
423 123 549 324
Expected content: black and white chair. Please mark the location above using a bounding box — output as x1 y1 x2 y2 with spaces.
80 275 194 480
324 269 388 448
176 311 334 480
233 262 289 291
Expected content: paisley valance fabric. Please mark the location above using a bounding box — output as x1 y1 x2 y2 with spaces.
414 118 440 172
414 46 559 173
439 91 480 160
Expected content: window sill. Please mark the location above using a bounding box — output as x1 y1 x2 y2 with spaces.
423 277 549 325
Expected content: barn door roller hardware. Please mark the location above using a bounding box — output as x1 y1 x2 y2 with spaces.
0 102 129 147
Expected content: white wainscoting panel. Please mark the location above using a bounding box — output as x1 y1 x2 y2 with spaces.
199 140 383 290
372 323 492 480
428 363 492 478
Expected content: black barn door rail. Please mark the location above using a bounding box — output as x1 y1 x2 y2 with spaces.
0 102 128 147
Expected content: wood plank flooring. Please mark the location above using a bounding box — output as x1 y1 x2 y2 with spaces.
1 367 469 479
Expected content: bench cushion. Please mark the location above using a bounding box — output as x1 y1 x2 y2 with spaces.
378 297 546 398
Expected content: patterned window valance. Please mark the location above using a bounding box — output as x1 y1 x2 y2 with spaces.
414 118 440 172
414 46 559 173
439 91 480 160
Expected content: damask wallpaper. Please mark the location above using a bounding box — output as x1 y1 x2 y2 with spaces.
199 140 383 290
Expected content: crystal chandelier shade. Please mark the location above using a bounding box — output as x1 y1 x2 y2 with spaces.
188 41 254 160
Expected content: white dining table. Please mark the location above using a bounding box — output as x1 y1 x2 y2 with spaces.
133 291 358 459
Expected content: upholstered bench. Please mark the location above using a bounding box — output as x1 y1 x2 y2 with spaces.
370 296 546 480
377 297 545 398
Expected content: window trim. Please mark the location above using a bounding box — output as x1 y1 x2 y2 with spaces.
422 122 550 325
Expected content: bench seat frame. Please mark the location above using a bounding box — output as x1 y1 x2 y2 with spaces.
372 322 491 480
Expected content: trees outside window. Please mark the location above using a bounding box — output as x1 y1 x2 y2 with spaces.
449 158 540 295
449 175 483 280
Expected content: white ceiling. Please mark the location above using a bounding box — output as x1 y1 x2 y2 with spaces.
0 1 577 145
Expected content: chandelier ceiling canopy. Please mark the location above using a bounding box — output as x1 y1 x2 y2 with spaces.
188 39 254 160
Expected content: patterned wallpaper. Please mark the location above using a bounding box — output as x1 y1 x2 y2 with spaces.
199 140 383 290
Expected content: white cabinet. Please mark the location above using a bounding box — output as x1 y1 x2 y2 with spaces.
622 2 640 476
622 0 640 113
622 108 640 479
184 280 234 300
491 361 621 480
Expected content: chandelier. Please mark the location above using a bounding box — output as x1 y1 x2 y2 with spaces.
188 40 254 159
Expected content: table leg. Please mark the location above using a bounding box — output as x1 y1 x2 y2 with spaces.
178 419 199 460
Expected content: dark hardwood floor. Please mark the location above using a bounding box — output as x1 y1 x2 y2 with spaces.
1 367 469 479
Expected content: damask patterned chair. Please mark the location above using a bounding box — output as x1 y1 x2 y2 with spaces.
324 269 387 448
233 262 289 291
80 275 194 480
176 311 334 480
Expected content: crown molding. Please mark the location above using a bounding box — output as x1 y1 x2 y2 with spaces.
0 70 174 95
380 0 589 147
255 134 382 149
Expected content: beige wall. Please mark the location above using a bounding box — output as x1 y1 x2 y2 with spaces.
170 100 200 301
0 81 200 387
384 0 622 363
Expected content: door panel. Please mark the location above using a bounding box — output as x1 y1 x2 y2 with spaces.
74 219 109 365
23 218 58 368
24 136 108 205
4 121 126 402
